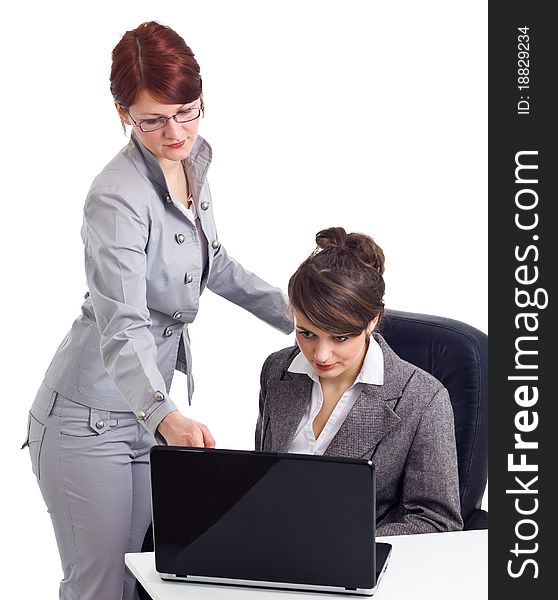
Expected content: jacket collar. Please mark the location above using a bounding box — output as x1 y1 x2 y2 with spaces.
129 133 213 203
267 334 415 457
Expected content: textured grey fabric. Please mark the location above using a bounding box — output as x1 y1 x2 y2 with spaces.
256 334 464 536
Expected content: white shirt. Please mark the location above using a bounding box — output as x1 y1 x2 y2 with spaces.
287 336 384 455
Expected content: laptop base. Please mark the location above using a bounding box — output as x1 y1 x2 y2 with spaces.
159 542 392 596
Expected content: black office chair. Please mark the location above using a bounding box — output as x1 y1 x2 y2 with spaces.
381 309 488 530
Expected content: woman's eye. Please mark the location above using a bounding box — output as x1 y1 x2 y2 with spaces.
143 118 163 126
298 331 314 339
334 336 348 343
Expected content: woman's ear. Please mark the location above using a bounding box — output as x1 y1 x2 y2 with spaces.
115 101 128 121
115 102 130 134
367 315 380 336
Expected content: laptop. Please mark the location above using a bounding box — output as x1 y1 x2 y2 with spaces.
149 446 392 595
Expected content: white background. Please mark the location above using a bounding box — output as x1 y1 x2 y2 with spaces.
0 1 487 596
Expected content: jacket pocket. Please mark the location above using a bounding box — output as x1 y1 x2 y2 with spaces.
26 412 46 480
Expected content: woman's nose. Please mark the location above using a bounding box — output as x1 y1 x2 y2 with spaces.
313 342 332 363
164 116 182 138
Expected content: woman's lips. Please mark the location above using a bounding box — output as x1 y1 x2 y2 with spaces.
166 140 185 149
315 363 336 371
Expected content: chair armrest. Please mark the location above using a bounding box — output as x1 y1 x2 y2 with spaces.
464 508 488 530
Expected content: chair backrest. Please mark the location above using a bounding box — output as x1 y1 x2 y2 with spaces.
381 309 488 530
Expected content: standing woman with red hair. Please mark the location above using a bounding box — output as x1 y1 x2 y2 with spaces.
23 22 292 600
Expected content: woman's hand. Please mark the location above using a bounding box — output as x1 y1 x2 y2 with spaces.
156 411 216 447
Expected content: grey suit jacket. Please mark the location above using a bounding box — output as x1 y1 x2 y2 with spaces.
256 334 464 536
43 133 292 437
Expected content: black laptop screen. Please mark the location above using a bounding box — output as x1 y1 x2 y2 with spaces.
150 447 377 589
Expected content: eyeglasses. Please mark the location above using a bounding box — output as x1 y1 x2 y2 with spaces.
126 106 203 132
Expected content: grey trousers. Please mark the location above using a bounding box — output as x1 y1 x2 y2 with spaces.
26 382 155 600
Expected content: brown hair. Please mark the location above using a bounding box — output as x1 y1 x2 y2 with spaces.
288 227 385 335
110 21 202 108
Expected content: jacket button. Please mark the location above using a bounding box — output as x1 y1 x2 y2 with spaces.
185 273 193 284
173 311 183 320
212 240 220 249
164 327 173 337
175 233 185 244
95 420 105 430
154 391 165 402
137 411 146 420
164 194 172 204
200 201 209 210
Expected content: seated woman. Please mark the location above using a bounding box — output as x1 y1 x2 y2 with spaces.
256 227 463 536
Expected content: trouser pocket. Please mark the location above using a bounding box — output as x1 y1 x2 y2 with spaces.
58 401 118 437
25 412 46 480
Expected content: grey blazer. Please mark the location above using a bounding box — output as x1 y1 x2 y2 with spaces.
43 133 292 437
255 334 464 536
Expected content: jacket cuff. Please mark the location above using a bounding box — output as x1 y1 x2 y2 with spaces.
134 391 179 438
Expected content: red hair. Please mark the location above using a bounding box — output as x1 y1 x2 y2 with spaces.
110 21 202 107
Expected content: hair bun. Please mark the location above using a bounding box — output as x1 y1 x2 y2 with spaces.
315 227 385 275
315 227 347 250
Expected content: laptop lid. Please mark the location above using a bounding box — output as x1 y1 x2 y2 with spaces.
149 446 391 595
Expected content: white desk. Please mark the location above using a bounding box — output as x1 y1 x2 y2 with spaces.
125 530 487 600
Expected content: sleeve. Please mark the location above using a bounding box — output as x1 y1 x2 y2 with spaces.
255 352 274 451
83 186 178 436
376 387 464 536
207 244 294 334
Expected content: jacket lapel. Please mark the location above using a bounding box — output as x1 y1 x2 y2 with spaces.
324 386 400 458
266 374 313 452
325 334 414 459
